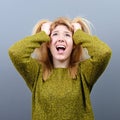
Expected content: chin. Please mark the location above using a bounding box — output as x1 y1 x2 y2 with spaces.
57 56 69 61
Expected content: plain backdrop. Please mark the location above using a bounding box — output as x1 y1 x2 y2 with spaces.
0 0 120 120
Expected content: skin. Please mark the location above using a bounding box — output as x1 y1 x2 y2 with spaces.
49 25 73 68
41 22 81 68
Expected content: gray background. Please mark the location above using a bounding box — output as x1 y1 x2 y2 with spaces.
0 0 120 120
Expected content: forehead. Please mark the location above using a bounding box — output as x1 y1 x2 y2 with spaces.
52 25 71 32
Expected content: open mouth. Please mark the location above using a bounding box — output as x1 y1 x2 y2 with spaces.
56 45 66 52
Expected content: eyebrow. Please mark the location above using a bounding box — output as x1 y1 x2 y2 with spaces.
52 30 58 33
52 30 71 34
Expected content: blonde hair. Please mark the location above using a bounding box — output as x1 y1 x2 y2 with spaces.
32 19 50 35
31 17 92 81
72 17 92 35
50 17 74 34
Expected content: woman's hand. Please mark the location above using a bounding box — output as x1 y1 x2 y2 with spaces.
41 22 52 35
72 23 82 33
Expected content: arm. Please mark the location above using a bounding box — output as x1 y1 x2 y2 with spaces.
73 30 112 90
8 31 50 91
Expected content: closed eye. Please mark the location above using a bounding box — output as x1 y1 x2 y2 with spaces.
52 33 58 36
65 33 71 37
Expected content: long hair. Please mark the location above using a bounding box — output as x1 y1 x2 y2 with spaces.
31 17 92 81
32 19 49 35
72 17 92 35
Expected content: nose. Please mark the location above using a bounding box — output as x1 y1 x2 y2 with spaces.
58 39 64 42
57 35 65 42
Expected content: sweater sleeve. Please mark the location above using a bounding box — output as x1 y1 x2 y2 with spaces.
8 31 50 91
73 30 112 90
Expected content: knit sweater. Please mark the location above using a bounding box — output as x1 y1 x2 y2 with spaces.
8 30 112 120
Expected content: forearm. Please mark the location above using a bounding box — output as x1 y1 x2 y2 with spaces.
73 29 112 60
8 31 50 61
74 30 112 88
8 31 50 90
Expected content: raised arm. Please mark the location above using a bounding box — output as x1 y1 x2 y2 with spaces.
8 31 50 91
73 29 112 90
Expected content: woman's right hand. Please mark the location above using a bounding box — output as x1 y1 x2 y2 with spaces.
41 22 52 35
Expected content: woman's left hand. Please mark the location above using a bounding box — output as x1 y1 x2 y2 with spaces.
72 23 82 33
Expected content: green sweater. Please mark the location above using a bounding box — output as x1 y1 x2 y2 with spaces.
8 30 112 120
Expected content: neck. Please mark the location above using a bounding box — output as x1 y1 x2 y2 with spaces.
53 59 70 68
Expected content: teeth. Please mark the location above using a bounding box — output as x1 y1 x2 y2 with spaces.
56 45 66 51
56 45 65 49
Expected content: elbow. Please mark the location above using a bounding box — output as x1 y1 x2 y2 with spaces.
8 46 14 58
8 46 15 62
105 46 112 60
93 46 112 63
8 46 19 62
100 46 112 65
8 45 16 56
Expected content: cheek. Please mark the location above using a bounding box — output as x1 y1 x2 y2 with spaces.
68 39 74 47
48 40 55 52
68 41 74 51
49 39 54 47
48 37 53 47
50 37 56 44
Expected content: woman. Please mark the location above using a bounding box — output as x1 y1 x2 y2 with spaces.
8 17 112 120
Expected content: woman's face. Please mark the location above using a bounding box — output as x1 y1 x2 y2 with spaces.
49 25 73 63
